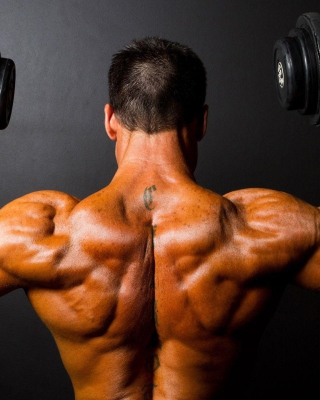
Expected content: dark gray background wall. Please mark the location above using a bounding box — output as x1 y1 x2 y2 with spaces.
0 1 320 398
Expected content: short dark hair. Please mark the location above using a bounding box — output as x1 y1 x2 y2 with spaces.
108 37 207 134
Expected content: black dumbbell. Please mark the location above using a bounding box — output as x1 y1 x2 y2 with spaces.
0 54 15 130
273 12 320 126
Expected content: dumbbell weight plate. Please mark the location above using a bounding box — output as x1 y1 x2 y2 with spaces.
273 12 320 126
296 12 320 125
288 27 318 115
0 57 15 130
273 36 305 110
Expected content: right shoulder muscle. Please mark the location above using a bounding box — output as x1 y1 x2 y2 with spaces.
224 188 320 277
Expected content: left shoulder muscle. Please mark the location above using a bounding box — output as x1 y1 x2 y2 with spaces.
0 190 79 291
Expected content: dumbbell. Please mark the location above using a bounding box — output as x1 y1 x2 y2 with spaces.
273 12 320 126
0 54 15 130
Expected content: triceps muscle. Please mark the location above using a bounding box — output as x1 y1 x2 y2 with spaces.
0 267 23 296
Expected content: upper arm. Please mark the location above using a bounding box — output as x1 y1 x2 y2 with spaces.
224 188 320 290
0 190 79 294
292 211 320 290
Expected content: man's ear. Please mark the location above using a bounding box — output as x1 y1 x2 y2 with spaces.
196 105 209 141
104 104 119 140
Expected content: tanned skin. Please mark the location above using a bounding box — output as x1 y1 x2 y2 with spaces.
0 104 320 400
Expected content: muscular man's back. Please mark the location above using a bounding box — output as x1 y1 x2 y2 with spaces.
2 160 316 400
1 119 319 400
32 172 248 400
3 37 320 400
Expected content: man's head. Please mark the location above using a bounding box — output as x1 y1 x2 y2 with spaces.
108 37 207 134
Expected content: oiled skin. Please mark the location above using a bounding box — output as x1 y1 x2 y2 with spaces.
0 116 320 399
